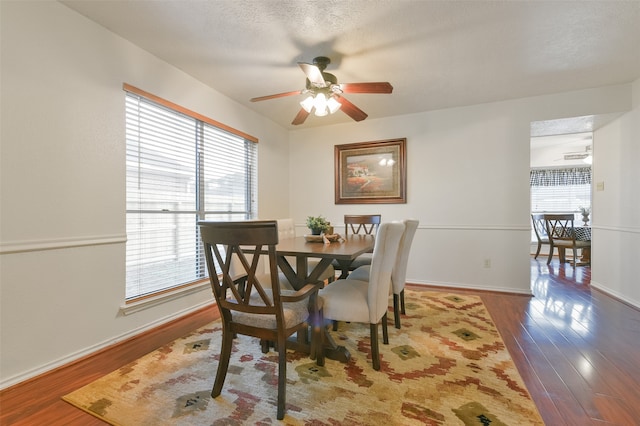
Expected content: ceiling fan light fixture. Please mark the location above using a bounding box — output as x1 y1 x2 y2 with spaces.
252 56 392 125
327 96 341 114
300 95 315 113
313 92 328 116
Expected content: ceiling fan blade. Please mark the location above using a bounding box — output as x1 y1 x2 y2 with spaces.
291 108 310 125
335 96 368 122
340 82 393 94
250 91 301 102
298 62 326 88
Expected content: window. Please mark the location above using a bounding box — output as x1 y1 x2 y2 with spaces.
125 85 257 300
530 167 591 240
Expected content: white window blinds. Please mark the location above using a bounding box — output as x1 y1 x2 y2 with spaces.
125 87 257 300
530 167 591 214
530 166 591 241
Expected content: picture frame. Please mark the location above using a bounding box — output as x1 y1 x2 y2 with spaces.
335 138 406 204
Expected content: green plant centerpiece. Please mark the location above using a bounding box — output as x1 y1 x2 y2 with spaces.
306 215 330 235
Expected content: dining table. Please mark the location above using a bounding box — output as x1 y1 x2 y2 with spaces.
271 234 376 362
555 225 591 264
574 226 591 263
275 234 376 288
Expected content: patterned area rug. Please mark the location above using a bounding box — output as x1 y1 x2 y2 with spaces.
63 290 543 425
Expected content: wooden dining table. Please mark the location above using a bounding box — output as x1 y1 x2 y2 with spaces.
554 225 591 264
271 234 376 362
275 234 376 288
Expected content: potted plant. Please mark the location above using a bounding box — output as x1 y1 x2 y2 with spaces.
306 215 330 235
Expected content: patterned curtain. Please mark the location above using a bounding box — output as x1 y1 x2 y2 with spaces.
530 167 591 187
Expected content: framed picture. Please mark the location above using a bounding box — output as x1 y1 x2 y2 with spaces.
335 138 406 204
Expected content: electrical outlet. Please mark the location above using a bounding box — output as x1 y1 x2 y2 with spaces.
483 259 491 268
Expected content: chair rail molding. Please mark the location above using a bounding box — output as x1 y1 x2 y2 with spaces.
0 234 127 255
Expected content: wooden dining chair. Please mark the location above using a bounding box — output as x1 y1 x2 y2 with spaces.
349 219 419 329
544 214 591 268
319 222 405 370
531 214 550 259
332 214 381 276
199 220 324 420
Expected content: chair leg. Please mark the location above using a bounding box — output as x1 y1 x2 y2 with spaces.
393 294 401 329
308 297 324 365
212 327 233 398
400 289 406 315
276 334 287 420
332 320 339 331
534 241 542 259
370 323 380 371
382 312 389 345
546 245 554 264
314 310 325 367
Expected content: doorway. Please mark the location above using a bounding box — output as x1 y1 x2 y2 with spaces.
529 118 594 269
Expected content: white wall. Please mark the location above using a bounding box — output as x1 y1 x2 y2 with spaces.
1 1 637 389
590 78 640 307
0 2 289 388
288 85 634 295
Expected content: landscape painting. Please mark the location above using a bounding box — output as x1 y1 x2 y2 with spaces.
334 138 406 204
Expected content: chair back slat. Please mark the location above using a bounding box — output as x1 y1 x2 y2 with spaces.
200 220 281 316
344 214 381 236
531 214 548 240
544 214 576 243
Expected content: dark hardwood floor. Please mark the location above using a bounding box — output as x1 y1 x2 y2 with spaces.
1 258 638 425
479 259 640 425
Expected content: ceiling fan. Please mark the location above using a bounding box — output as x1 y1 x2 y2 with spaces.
250 56 393 125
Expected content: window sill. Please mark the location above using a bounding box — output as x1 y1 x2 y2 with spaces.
120 281 211 315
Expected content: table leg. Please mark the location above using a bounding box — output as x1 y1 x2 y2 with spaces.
276 254 353 362
580 247 591 263
277 256 334 289
286 325 351 363
321 325 351 363
334 259 353 279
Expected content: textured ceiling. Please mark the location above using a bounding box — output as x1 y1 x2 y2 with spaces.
61 0 640 130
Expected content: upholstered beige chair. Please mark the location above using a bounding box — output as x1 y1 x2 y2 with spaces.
349 219 419 329
319 222 405 370
199 220 323 420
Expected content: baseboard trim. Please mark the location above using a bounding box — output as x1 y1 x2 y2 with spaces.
0 301 218 392
408 280 534 296
590 280 640 311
